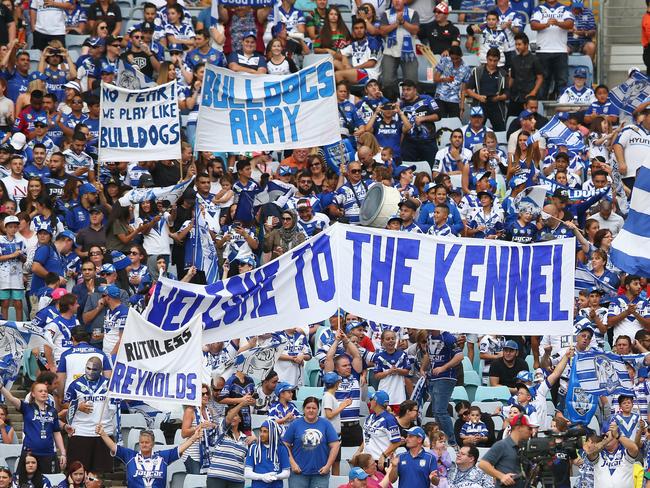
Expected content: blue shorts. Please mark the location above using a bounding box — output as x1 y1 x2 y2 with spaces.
0 289 24 300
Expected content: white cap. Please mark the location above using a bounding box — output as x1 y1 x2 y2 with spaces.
9 132 26 151
3 216 19 225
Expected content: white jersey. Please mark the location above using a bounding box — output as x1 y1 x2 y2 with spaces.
1 176 28 207
590 445 634 486
64 375 118 436
531 3 574 53
558 86 596 105
0 235 25 290
340 38 382 81
614 124 650 179
30 0 69 35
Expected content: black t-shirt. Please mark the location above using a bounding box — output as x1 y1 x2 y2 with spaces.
550 448 577 487
488 358 528 388
150 162 181 187
126 50 154 78
75 225 107 251
0 5 14 45
427 21 460 55
87 1 123 32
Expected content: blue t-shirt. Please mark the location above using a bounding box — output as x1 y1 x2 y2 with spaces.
245 442 291 488
115 445 179 488
397 448 438 488
426 332 461 380
373 116 404 158
30 244 64 293
282 417 338 475
18 400 61 455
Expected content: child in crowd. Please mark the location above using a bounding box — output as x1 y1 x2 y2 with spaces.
429 431 452 488
459 406 489 447
267 382 300 433
322 372 351 475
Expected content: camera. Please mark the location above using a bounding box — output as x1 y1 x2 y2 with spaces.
359 7 368 13
50 48 61 55
382 103 395 110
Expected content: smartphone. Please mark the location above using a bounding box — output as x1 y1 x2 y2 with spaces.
266 216 274 226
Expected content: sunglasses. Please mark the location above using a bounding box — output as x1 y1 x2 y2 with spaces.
349 169 362 174
89 251 102 256
129 251 140 255
202 391 209 396
132 35 142 39
110 43 120 48
98 25 108 29
281 217 292 221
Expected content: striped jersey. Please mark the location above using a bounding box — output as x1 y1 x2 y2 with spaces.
208 417 249 481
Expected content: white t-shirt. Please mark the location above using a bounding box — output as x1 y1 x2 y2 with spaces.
614 124 650 179
30 0 69 35
0 235 25 290
530 3 574 53
322 391 342 434
1 175 28 207
134 212 173 256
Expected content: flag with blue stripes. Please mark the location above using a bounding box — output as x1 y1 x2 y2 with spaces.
116 58 156 90
574 350 638 396
527 115 585 153
611 166 650 276
118 177 194 207
235 179 295 223
609 69 650 121
538 176 610 205
0 321 52 388
211 0 219 22
574 266 618 297
194 200 220 283
564 357 598 426
320 139 356 175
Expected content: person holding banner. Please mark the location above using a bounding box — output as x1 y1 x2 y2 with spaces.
95 424 203 488
181 383 218 474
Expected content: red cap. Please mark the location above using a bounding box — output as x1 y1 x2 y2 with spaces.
434 2 450 14
52 288 69 300
509 414 532 428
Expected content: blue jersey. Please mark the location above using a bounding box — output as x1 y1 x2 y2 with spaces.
426 332 461 380
65 203 91 232
30 244 64 293
460 421 489 438
374 116 404 158
338 100 364 136
401 95 439 142
268 401 301 431
245 442 290 488
116 445 179 488
461 124 488 151
506 220 538 243
18 400 61 456
1 69 30 102
587 100 619 119
185 47 226 70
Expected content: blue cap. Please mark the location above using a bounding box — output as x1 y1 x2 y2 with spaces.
640 367 649 378
574 67 588 78
519 109 534 120
243 30 257 40
477 190 495 200
168 43 183 53
423 182 438 193
87 36 105 48
35 224 53 235
323 372 342 386
349 468 369 481
237 256 256 268
470 106 484 117
394 164 416 177
274 381 296 396
405 426 426 439
99 263 116 275
503 340 519 350
101 64 116 74
571 0 584 8
387 213 403 223
111 250 131 271
278 165 295 176
33 116 48 126
345 320 366 334
516 371 533 383
98 284 121 298
56 230 76 247
557 112 569 121
512 174 528 187
79 183 98 196
369 390 390 406
331 308 346 319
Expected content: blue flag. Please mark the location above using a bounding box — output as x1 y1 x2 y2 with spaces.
0 321 52 388
564 358 598 426
320 139 356 175
194 200 220 283
609 69 650 121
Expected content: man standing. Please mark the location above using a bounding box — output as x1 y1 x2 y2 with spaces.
508 33 543 116
400 79 440 164
100 284 129 360
379 0 419 88
29 0 73 50
57 327 110 396
433 46 471 118
478 415 533 487
1 155 27 206
465 48 508 131
426 3 460 55
74 207 106 257
530 0 575 100
388 427 439 488
613 105 650 189
590 200 624 237
447 446 495 487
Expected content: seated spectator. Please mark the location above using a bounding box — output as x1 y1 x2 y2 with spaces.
227 31 268 74
488 340 528 393
567 0 596 60
335 19 380 85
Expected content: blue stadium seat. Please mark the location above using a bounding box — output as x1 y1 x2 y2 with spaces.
451 386 469 402
473 385 511 403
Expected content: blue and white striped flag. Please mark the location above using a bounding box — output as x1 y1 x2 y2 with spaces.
611 166 650 276
573 350 640 396
0 321 52 389
210 0 219 22
527 115 585 154
194 200 220 283
574 266 618 297
116 58 156 90
118 177 194 207
609 69 650 123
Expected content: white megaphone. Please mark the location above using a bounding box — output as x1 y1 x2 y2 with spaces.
359 184 402 228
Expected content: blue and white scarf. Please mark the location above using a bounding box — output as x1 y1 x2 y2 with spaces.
386 8 415 62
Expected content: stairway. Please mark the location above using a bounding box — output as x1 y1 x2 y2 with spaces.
601 0 645 85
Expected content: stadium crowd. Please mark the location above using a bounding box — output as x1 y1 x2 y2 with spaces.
0 0 645 487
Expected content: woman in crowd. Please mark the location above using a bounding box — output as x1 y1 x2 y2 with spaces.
19 177 45 216
87 245 105 273
356 3 381 41
263 210 305 261
313 6 350 59
462 146 494 195
58 461 89 488
577 218 600 263
245 420 291 487
207 402 252 488
307 155 327 192
265 37 298 75
133 200 173 278
33 194 64 236
0 467 11 488
589 249 620 289
349 453 394 488
395 400 419 438
414 173 432 205
0 380 65 474
105 204 143 254
508 131 541 188
181 384 217 474
0 404 16 444
96 425 202 488
282 397 340 488
14 452 52 488
126 244 149 295
591 228 617 271
86 0 122 36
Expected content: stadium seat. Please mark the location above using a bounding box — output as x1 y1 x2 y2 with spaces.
437 117 463 132
451 386 469 402
65 34 87 50
494 131 507 145
446 446 457 463
340 459 351 476
305 357 321 387
0 445 21 466
296 386 324 403
329 475 348 488
173 429 184 445
183 474 207 488
303 54 330 67
568 54 594 86
121 413 148 443
167 459 186 488
477 447 490 459
340 446 358 462
463 370 481 402
525 355 534 371
461 357 473 373
404 160 432 177
546 400 556 417
471 401 504 416
474 385 511 403
44 474 65 486
588 416 599 433
492 415 504 431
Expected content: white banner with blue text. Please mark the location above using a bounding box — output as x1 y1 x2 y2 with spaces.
194 57 340 152
108 309 203 406
99 81 181 162
145 224 575 342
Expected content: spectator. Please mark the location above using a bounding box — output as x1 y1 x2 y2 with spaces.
379 0 419 88
433 46 471 118
399 79 440 164
360 390 400 465
30 0 74 51
567 0 596 61
245 420 291 488
508 34 543 117
488 340 528 393
607 275 650 341
349 453 394 488
590 200 624 237
335 19 380 85
530 0 574 100
446 446 494 487
387 427 440 488
314 6 351 58
181 384 218 474
283 397 340 488
465 48 508 131
86 0 122 37
466 11 508 67
426 3 460 55
227 31 268 74
613 104 650 189
584 422 637 485
13 453 53 487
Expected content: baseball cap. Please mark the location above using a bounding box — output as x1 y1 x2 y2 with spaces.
449 187 462 195
243 30 257 40
140 21 155 32
516 371 533 383
106 35 123 45
323 372 342 386
86 37 105 48
571 0 584 8
533 368 546 383
3 215 18 226
274 381 296 396
575 317 595 336
405 426 426 439
33 116 48 127
98 284 121 298
512 174 528 187
574 67 588 79
296 198 312 210
477 190 495 200
398 199 418 211
56 230 77 247
587 287 605 295
470 106 484 117
9 132 26 151
387 213 403 224
168 43 183 53
519 109 535 120
394 164 416 177
110 250 131 271
345 320 366 334
35 224 52 235
64 80 82 92
278 165 295 176
79 183 98 196
51 287 69 300
89 206 103 214
552 188 569 202
99 263 116 275
349 468 369 481
423 182 438 193
369 390 390 406
503 340 519 351
101 65 116 75
237 256 256 268
509 414 532 428
557 112 569 121
434 2 450 14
